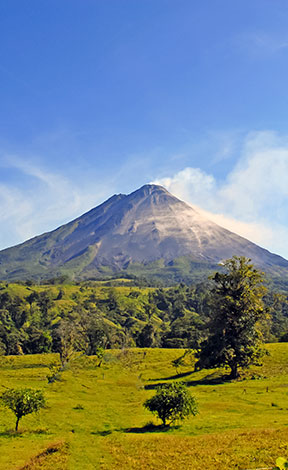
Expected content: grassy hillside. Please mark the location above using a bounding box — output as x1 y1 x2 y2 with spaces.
1 345 288 469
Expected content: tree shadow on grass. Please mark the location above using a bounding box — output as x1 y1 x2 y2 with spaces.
124 423 179 433
91 424 180 436
148 371 194 381
0 428 49 438
186 372 231 387
0 430 19 438
91 430 113 436
145 372 231 390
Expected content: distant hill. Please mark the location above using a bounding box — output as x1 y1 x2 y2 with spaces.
0 184 288 283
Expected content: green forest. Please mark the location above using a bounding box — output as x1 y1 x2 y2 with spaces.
1 259 288 359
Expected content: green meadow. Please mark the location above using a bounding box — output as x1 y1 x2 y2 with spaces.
1 344 288 469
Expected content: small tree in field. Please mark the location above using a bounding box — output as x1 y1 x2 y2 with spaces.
144 382 198 426
1 388 45 431
196 256 268 379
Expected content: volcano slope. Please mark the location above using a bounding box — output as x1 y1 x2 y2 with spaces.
0 184 287 282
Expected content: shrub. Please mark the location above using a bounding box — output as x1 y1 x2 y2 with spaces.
144 382 198 426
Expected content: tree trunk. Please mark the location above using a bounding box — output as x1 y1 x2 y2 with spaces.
230 363 239 379
15 417 20 431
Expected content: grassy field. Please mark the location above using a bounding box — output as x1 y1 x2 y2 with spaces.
0 345 288 469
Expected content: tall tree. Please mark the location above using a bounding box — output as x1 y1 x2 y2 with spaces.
196 256 268 379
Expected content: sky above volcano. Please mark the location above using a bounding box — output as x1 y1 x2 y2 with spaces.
1 0 288 258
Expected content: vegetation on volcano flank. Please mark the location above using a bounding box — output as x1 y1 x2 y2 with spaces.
0 255 288 362
196 256 269 378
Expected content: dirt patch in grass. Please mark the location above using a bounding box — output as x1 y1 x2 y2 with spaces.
17 441 68 470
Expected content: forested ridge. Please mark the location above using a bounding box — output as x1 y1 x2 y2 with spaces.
1 273 288 356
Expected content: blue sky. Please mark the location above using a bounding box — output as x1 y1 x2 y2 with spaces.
1 0 288 258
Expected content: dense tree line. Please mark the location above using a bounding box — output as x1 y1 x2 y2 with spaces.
0 265 288 358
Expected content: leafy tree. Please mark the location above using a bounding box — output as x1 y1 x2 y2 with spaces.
26 290 40 307
0 292 13 309
53 319 80 365
1 388 45 431
136 323 157 347
162 312 204 349
170 284 187 320
264 292 288 341
152 288 172 318
95 346 105 367
0 293 27 330
196 256 268 379
36 290 54 326
0 309 23 355
106 287 120 311
23 326 52 354
144 382 198 426
46 361 63 384
77 311 108 355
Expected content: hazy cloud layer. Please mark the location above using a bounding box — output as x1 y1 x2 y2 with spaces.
0 156 109 249
154 131 288 258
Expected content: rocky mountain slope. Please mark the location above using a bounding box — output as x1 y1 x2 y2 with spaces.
0 184 287 282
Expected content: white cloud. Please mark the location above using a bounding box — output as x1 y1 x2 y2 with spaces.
0 156 109 249
153 167 216 206
154 131 288 259
217 132 288 221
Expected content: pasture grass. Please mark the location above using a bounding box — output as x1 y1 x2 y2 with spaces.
0 345 288 469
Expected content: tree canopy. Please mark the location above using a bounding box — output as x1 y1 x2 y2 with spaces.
144 382 198 426
196 256 269 378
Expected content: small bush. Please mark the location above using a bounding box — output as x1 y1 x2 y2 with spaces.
144 382 198 426
46 362 63 383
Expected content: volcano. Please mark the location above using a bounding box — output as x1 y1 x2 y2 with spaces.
0 184 287 282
